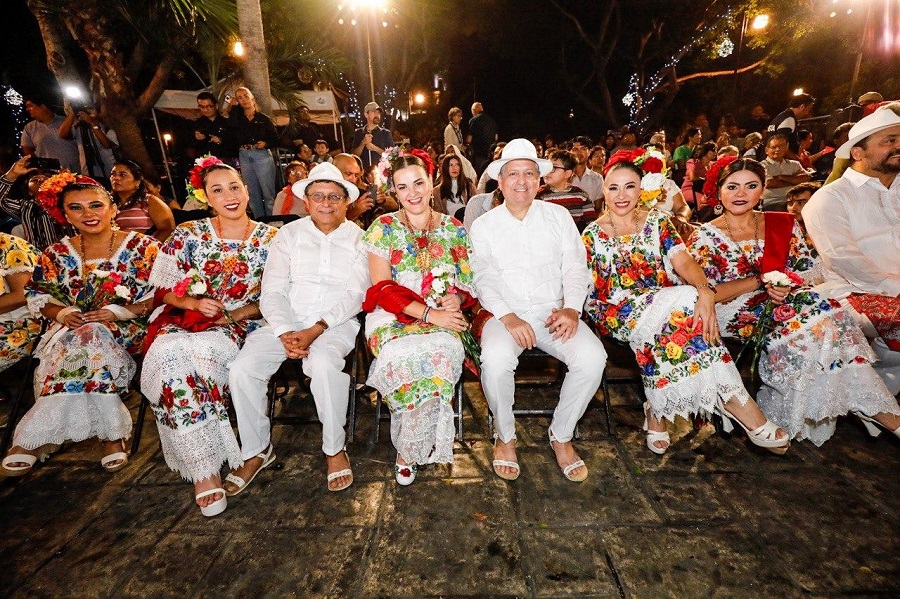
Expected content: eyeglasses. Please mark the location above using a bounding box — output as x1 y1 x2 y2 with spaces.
551 165 567 171
308 192 347 204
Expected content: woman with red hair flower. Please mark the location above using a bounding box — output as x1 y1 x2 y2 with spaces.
2 174 158 477
140 159 277 516
689 159 900 446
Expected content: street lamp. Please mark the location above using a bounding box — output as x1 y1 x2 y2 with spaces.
337 0 388 103
731 12 770 104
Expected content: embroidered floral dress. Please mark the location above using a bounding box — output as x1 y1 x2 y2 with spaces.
16 232 158 449
689 220 899 445
583 210 752 422
141 219 277 482
362 213 475 465
0 234 42 372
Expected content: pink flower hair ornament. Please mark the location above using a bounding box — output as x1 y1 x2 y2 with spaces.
374 145 436 194
36 172 105 225
186 155 225 205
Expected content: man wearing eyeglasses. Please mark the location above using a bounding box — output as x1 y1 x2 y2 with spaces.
193 92 232 159
227 162 370 494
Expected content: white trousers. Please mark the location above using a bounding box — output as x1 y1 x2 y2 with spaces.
479 314 606 443
228 322 358 459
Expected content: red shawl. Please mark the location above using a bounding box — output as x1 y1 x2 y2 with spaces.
760 212 795 274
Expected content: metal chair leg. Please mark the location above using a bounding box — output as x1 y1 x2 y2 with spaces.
130 393 150 456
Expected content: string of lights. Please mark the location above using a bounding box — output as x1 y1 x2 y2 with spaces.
2 85 27 149
625 9 736 131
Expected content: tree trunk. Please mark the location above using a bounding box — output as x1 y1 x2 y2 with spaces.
60 0 159 181
236 0 273 114
26 1 82 96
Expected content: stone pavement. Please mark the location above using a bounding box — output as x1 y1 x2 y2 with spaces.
1 376 899 598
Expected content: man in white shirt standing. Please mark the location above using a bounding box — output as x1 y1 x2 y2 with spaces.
469 139 606 483
803 104 900 401
227 162 370 494
760 133 810 211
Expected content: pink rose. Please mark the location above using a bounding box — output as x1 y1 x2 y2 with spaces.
773 304 796 322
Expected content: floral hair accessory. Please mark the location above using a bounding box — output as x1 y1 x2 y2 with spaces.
604 149 670 208
186 155 224 205
702 155 739 206
374 144 435 194
36 172 104 224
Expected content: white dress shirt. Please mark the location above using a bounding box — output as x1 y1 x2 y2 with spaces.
572 167 604 202
469 200 590 320
803 167 900 298
260 217 370 337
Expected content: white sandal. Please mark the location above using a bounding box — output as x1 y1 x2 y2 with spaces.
326 449 354 492
196 488 227 517
491 459 521 481
643 401 670 455
722 409 790 455
224 445 276 497
855 412 900 439
2 444 59 477
100 441 129 473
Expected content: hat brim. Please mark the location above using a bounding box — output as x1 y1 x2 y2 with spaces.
836 121 900 159
486 157 553 180
292 177 360 202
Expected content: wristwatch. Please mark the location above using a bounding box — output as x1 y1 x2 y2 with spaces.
316 319 329 330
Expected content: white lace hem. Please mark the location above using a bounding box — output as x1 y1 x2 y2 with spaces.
141 330 239 405
644 362 751 428
391 398 455 465
156 417 243 482
13 393 132 449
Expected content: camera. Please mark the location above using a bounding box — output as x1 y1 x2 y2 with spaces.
27 156 61 171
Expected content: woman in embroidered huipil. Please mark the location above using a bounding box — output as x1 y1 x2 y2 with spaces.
583 159 789 455
688 159 900 446
141 161 277 516
362 152 474 485
0 233 42 373
2 175 157 476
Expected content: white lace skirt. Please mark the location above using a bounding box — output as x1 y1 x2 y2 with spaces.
15 323 135 449
757 309 900 446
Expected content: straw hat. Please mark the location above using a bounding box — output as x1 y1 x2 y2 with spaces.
485 138 553 180
292 162 360 202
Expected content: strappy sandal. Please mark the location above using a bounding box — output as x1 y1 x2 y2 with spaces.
196 488 227 517
326 450 353 492
100 440 129 472
549 432 588 483
643 401 670 455
1 444 60 477
224 445 276 497
722 409 790 455
492 440 520 481
394 457 417 486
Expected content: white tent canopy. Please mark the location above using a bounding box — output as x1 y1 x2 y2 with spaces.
154 89 340 127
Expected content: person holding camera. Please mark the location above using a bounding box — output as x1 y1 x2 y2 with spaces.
20 99 79 173
59 106 119 183
0 157 74 250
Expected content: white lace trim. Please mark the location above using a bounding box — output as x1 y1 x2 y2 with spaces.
155 417 243 482
361 240 389 260
391 397 455 465
13 392 132 449
26 292 58 319
147 249 185 290
644 363 751 429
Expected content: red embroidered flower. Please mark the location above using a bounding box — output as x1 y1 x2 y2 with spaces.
670 330 691 347
227 281 248 299
428 243 444 258
232 262 249 277
162 386 176 409
656 378 669 388
203 260 223 276
773 304 796 322
391 250 403 265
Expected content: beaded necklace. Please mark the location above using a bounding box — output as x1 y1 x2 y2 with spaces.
212 216 254 300
721 210 761 268
605 209 642 266
399 208 435 271
78 229 119 272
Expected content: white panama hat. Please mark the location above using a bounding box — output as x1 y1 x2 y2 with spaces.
291 162 360 202
836 106 900 159
485 138 553 180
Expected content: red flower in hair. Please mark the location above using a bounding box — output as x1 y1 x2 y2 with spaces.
408 148 435 177
702 155 739 205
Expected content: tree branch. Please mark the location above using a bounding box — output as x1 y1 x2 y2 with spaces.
135 52 177 116
675 59 764 84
